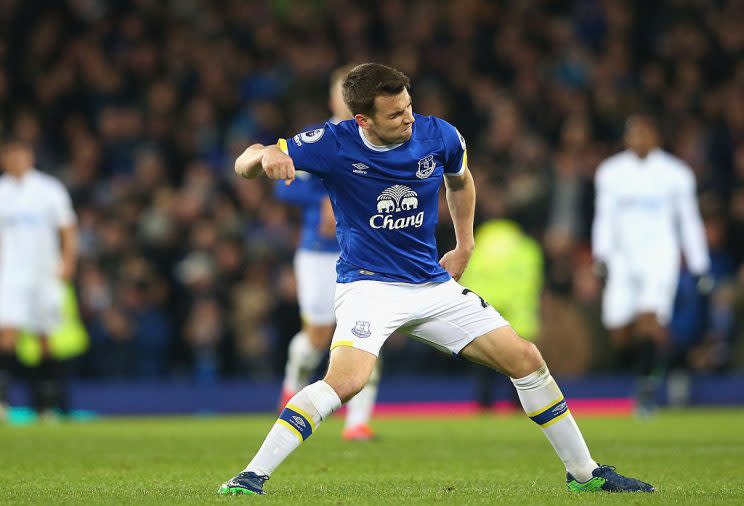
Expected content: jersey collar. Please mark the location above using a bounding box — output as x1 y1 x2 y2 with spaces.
357 126 403 152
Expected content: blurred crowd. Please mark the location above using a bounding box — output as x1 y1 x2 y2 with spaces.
2 0 744 380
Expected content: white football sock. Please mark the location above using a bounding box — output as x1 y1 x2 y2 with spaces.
245 381 341 477
512 365 597 482
344 359 381 428
282 331 325 393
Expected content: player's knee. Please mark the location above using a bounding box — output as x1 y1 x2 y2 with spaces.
510 341 544 378
323 373 367 403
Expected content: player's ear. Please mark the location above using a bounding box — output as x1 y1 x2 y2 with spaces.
354 113 369 129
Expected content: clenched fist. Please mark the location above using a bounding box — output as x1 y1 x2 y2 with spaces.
262 146 295 183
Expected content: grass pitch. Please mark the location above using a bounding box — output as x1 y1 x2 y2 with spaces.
1 409 743 505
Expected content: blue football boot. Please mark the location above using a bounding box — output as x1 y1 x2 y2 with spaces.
567 464 655 492
217 471 269 495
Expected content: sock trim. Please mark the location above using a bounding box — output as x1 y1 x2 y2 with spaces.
286 403 317 432
540 409 571 428
526 395 564 417
528 397 569 427
278 407 314 441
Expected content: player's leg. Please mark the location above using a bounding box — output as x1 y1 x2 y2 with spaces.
632 312 665 417
280 251 337 407
219 280 403 494
343 355 381 440
29 279 68 418
0 327 19 421
281 322 334 406
219 346 377 495
461 328 652 491
631 265 676 418
0 283 32 421
609 325 634 369
460 328 599 477
407 280 653 492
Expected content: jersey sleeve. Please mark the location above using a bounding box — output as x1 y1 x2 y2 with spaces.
676 167 710 274
437 118 467 176
277 125 336 177
591 162 616 262
51 180 76 227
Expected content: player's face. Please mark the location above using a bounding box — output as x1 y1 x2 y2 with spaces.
624 118 659 156
0 145 34 176
367 89 415 144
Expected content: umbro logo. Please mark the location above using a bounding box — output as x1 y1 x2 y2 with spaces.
352 162 369 174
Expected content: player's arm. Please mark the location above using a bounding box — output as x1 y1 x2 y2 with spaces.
677 169 710 276
58 224 78 281
235 143 296 183
591 163 615 274
441 163 476 281
52 183 78 281
236 129 333 183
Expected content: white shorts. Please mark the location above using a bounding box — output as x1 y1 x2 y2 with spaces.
331 279 510 357
602 258 679 328
0 278 64 334
294 249 340 326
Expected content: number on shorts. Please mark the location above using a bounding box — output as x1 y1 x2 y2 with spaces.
462 288 489 308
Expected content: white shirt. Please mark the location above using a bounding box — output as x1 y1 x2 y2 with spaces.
0 169 76 284
592 149 710 275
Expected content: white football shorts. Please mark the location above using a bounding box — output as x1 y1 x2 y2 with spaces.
331 278 510 357
294 249 340 326
602 256 679 328
0 278 65 334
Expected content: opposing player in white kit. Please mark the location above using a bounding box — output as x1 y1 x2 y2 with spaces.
0 140 78 420
219 64 654 494
275 65 381 440
592 114 710 416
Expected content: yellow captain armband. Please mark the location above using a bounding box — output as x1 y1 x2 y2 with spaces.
277 138 289 154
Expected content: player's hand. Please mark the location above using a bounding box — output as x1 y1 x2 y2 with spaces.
593 260 608 285
695 273 715 296
262 146 295 183
439 246 472 281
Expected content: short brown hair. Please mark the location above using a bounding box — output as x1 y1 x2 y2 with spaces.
342 63 410 116
1 137 33 154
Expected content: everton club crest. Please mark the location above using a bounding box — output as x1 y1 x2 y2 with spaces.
416 154 436 179
351 321 371 338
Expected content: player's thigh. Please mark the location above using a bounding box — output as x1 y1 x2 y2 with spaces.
638 267 678 326
331 281 411 357
602 268 637 329
32 279 65 336
401 279 510 357
294 250 338 327
459 326 543 378
324 345 378 402
0 282 33 344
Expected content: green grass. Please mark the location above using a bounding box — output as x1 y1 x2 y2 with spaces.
1 409 743 504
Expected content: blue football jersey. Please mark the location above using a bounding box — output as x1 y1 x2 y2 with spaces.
278 113 467 284
274 172 340 253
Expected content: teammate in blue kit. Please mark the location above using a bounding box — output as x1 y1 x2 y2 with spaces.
274 65 380 441
219 63 654 495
